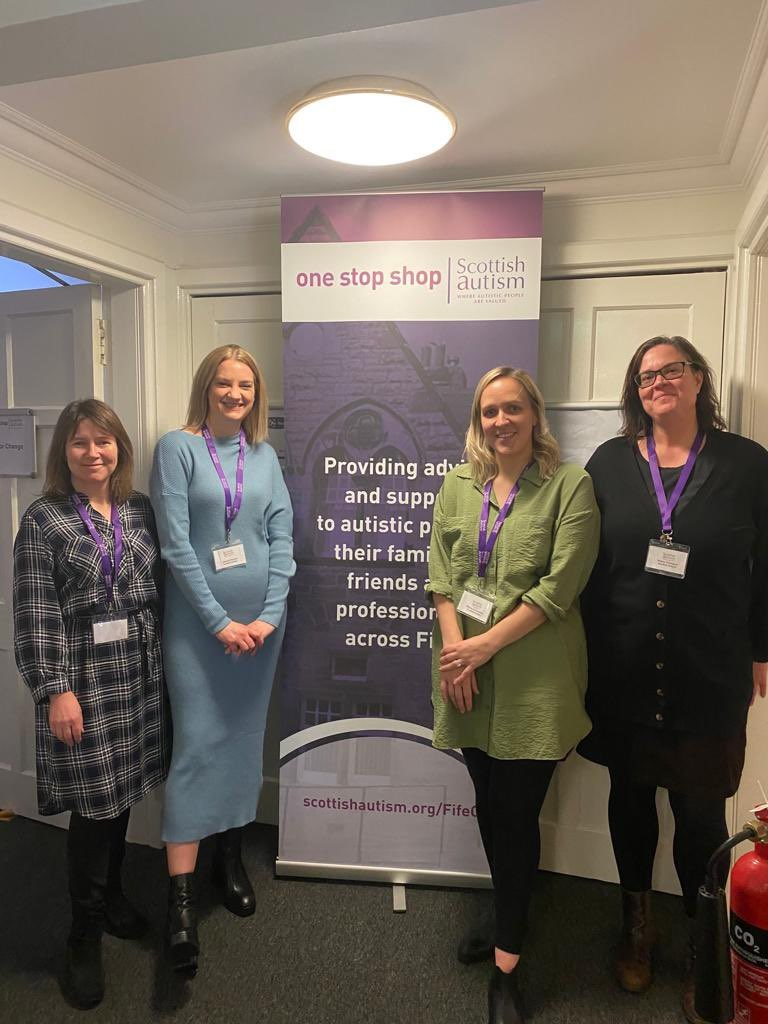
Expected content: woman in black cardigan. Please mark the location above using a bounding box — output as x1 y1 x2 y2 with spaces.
580 335 768 1024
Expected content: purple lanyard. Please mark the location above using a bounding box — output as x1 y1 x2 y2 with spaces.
477 465 530 578
202 425 245 541
646 430 704 539
71 494 122 608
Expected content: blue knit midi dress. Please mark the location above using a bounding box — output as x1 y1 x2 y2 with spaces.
150 430 294 843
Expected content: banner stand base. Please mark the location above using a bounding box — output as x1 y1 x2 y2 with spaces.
392 884 407 912
275 858 493 890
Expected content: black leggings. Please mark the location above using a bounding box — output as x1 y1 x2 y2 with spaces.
607 770 729 918
462 748 557 955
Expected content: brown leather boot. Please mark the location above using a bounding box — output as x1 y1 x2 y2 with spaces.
615 889 656 993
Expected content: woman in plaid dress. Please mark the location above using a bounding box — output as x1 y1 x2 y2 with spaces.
13 399 169 1010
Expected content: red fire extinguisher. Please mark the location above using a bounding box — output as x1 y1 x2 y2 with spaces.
694 808 768 1023
731 806 768 1024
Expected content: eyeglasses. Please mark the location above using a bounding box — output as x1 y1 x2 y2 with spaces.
634 360 697 389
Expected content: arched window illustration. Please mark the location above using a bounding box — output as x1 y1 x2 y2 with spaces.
309 403 422 559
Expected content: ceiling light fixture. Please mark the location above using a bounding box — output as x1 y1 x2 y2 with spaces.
286 76 456 166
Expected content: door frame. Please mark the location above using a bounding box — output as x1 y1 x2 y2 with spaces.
0 228 162 488
0 227 164 843
728 192 768 837
176 271 281 407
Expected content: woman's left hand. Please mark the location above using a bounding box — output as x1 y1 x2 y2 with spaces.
440 634 497 686
245 619 276 652
440 669 479 714
752 662 768 705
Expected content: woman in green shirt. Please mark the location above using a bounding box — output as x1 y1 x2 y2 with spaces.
427 367 599 1024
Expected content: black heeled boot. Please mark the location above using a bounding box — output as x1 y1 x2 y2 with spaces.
104 809 148 940
212 828 255 917
167 874 199 973
458 910 496 964
488 966 525 1024
64 814 109 1009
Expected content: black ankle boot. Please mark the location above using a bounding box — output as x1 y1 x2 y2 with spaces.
488 966 525 1024
212 828 255 917
458 911 495 964
104 816 148 940
167 874 199 973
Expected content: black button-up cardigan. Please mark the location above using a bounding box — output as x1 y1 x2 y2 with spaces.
581 431 768 738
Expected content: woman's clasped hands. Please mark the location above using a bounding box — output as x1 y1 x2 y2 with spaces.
215 619 276 656
439 634 497 714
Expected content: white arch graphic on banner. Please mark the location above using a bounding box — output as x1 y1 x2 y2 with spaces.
280 718 434 760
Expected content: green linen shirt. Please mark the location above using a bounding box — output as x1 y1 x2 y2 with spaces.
426 461 600 760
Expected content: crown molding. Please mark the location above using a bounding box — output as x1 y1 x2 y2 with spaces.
718 0 768 161
0 94 755 237
0 100 190 232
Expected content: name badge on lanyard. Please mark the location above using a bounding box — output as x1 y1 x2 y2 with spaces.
203 425 248 572
643 431 702 580
458 466 530 624
71 494 129 645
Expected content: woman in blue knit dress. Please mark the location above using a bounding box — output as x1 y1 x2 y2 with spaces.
150 344 294 972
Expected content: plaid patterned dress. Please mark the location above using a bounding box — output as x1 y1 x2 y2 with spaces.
13 492 170 819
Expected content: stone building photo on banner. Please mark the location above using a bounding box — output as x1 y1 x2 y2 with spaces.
278 191 542 881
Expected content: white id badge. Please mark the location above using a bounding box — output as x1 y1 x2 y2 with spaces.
212 540 247 572
92 616 129 644
457 588 494 624
645 538 690 579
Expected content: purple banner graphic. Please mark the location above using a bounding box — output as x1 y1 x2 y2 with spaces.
278 191 542 883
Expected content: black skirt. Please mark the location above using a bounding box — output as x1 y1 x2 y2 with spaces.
578 719 746 798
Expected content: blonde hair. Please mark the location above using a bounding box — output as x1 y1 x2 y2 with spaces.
44 399 134 504
184 345 268 444
465 367 560 484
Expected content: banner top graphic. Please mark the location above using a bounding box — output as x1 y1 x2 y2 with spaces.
281 190 543 244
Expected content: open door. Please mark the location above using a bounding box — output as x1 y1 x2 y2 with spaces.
0 284 102 826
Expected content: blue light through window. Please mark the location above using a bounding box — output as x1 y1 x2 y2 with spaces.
0 256 88 292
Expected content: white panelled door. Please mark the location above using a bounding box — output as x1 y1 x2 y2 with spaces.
0 285 103 826
538 270 727 894
190 292 285 825
191 294 283 404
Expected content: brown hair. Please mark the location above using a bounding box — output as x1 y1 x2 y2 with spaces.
183 345 268 444
44 399 134 504
619 335 726 439
465 366 560 483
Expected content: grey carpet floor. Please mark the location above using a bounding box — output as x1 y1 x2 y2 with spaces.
0 815 691 1024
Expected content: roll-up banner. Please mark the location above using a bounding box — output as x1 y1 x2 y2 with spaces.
278 191 542 885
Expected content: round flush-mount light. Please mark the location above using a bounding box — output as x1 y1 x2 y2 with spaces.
286 76 456 166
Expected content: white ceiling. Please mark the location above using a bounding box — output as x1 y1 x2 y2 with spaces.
0 0 766 219
0 0 141 32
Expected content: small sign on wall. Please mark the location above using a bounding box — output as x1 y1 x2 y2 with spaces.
268 411 286 465
0 409 36 476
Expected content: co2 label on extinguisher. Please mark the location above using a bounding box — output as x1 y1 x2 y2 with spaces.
731 912 768 968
